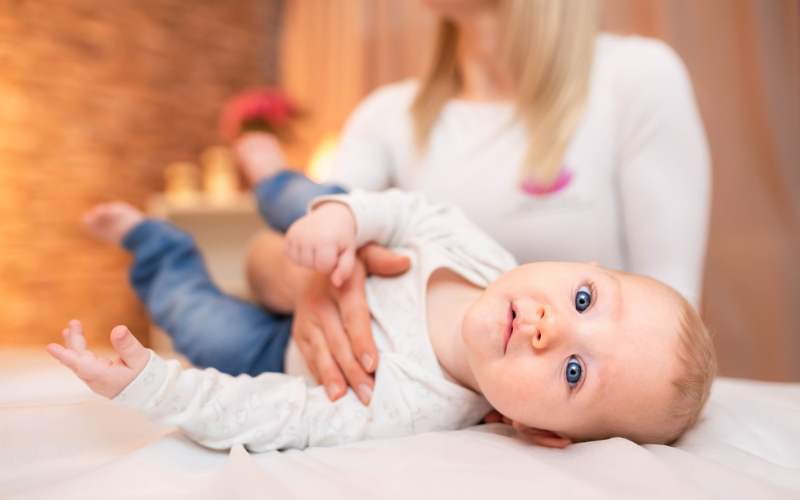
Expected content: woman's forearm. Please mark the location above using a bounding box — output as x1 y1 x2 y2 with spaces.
245 229 309 314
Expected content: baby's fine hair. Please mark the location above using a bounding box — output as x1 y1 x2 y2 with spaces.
606 276 716 446
662 294 717 444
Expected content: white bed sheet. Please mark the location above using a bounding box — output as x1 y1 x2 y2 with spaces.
1 348 799 500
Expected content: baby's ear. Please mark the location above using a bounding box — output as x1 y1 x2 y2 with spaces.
512 422 573 449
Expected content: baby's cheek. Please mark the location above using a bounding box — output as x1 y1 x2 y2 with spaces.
484 366 536 421
461 306 491 354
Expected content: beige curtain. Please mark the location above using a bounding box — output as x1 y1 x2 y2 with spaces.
278 0 435 167
602 0 800 382
279 0 800 382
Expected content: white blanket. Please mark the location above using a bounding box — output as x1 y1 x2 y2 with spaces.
2 348 798 500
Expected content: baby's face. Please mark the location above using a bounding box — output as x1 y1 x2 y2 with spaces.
461 262 682 443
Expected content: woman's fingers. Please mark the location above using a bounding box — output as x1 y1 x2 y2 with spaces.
358 245 411 277
291 286 347 400
296 335 322 384
318 299 373 405
335 259 378 374
110 325 150 371
292 263 376 404
311 333 347 401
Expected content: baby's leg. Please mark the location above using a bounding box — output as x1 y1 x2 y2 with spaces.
233 132 288 185
83 202 145 245
233 131 346 232
84 203 294 376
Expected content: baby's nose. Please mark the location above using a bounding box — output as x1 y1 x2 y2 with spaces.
530 304 559 350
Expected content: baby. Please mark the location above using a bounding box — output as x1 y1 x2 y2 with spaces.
48 189 715 450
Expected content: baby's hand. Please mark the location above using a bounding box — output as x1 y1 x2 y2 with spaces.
45 320 151 399
285 201 357 287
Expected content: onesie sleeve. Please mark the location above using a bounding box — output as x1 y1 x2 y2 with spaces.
112 350 376 452
310 189 470 249
310 189 518 276
616 40 711 309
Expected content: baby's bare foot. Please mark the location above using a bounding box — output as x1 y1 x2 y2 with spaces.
233 132 288 185
83 202 145 245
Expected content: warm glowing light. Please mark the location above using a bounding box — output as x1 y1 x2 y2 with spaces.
306 133 339 182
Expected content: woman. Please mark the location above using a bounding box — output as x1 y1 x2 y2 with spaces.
242 0 710 405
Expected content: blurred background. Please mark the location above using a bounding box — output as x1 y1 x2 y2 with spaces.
0 0 797 382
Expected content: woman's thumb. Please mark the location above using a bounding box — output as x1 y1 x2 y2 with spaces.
358 244 411 277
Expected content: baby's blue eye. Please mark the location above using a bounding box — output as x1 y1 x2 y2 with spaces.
575 285 591 312
566 357 582 386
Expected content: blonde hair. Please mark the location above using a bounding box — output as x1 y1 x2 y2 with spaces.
410 0 599 184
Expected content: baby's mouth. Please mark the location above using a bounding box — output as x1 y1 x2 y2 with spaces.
503 305 516 354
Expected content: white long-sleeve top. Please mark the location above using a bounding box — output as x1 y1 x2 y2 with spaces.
326 34 711 308
113 189 516 451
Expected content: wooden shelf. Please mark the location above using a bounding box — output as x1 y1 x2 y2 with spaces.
147 193 257 218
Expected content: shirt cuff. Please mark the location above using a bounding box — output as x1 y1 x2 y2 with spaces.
111 349 170 410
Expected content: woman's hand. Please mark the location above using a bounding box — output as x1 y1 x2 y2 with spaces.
292 244 410 405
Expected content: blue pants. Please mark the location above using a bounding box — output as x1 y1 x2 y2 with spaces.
122 171 346 376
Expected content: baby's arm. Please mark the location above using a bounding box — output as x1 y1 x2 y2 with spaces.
284 201 357 287
285 189 516 287
47 320 376 451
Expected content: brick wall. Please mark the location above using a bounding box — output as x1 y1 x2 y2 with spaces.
0 0 281 347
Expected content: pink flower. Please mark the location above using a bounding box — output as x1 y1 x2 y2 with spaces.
218 87 298 141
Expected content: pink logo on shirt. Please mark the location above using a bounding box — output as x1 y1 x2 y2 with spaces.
521 166 573 195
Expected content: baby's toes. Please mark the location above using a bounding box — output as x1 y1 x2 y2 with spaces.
82 209 109 236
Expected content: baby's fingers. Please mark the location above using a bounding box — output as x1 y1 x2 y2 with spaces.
46 343 110 382
65 319 89 352
300 245 315 270
46 344 82 373
314 245 338 275
331 247 356 288
285 240 302 268
110 325 150 372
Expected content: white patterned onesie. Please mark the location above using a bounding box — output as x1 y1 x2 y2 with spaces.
113 189 519 451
